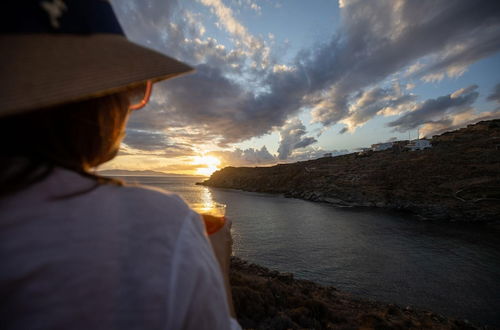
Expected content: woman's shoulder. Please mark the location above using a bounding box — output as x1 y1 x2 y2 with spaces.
103 181 188 208
94 180 197 227
2 167 201 235
49 168 199 232
64 171 206 253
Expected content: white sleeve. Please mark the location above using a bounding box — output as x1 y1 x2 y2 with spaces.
165 211 241 330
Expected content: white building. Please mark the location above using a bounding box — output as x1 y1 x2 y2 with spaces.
371 142 393 151
406 139 432 151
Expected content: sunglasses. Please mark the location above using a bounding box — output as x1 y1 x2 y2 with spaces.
128 80 153 111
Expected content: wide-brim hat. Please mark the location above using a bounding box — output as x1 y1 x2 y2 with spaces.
0 0 194 118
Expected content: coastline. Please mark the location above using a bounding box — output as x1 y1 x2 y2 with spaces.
201 120 500 222
230 257 481 329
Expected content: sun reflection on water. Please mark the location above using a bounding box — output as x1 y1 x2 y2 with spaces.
189 187 226 216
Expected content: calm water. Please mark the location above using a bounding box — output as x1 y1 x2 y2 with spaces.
123 176 500 327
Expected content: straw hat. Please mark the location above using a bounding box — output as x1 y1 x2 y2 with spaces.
0 0 194 118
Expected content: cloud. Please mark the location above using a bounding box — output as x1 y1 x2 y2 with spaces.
273 64 296 73
406 83 416 90
199 0 269 66
277 119 318 160
287 147 350 162
339 84 417 133
209 146 277 166
487 83 500 103
123 130 171 151
113 0 299 149
111 0 500 161
121 130 197 159
387 85 479 132
304 0 500 126
420 109 500 137
210 145 351 166
249 2 262 15
384 83 500 137
416 30 500 82
146 64 298 145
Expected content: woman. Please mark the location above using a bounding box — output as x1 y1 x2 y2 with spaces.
0 1 239 329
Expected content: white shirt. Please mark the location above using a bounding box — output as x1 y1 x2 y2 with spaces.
0 168 240 330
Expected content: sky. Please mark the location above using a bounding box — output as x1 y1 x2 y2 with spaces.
101 0 500 175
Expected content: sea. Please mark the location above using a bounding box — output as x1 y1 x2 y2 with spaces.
121 175 500 327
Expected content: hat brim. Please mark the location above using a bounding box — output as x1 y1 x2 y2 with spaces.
0 34 194 117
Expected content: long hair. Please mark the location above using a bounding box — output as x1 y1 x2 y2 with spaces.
0 93 130 197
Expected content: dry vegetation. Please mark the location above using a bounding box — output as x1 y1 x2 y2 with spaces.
230 258 479 330
203 120 500 222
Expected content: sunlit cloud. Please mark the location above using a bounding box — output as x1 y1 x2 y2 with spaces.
339 84 417 133
387 85 484 133
104 0 500 173
199 0 270 67
277 118 317 160
209 146 276 167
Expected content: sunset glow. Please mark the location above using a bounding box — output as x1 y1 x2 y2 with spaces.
98 1 500 175
193 155 221 176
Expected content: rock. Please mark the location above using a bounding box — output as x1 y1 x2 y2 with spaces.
276 272 294 283
322 197 350 206
202 120 500 222
230 257 481 329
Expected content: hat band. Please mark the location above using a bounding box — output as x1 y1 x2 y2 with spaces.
1 0 124 35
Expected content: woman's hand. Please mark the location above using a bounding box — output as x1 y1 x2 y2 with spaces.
208 217 232 272
208 217 236 318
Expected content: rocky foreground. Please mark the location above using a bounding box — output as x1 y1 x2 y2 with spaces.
202 120 500 222
230 257 480 330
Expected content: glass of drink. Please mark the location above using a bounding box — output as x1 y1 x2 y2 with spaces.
190 202 227 235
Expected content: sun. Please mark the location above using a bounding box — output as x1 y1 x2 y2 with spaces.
193 155 221 176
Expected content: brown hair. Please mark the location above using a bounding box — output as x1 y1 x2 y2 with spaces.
0 93 131 197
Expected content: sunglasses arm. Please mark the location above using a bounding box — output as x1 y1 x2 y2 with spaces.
129 80 153 111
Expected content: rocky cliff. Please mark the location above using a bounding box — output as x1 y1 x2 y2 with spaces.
230 257 478 329
201 120 500 222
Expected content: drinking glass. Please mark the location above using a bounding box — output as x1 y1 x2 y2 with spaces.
190 202 227 235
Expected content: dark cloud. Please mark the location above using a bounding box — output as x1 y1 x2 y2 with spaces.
487 83 500 103
123 130 171 151
340 84 417 133
123 129 196 157
307 0 500 126
111 0 500 155
112 0 298 146
387 85 479 132
294 137 317 149
278 118 317 160
420 109 500 137
277 119 317 160
150 64 295 145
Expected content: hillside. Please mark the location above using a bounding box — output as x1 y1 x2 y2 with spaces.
230 258 477 329
201 120 500 222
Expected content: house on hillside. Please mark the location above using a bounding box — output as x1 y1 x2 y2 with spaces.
406 139 432 151
371 142 394 151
